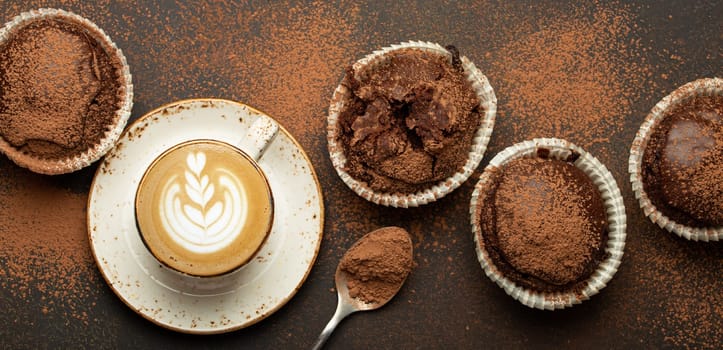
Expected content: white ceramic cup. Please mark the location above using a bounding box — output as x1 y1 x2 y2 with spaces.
135 118 278 277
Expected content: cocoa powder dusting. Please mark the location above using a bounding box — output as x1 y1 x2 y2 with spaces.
479 157 608 293
0 165 100 327
642 94 722 227
0 17 123 160
114 1 363 150
491 4 654 150
339 227 413 304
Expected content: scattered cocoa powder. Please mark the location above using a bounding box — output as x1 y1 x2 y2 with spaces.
339 226 413 304
110 1 363 151
0 17 123 160
0 164 100 326
491 4 655 150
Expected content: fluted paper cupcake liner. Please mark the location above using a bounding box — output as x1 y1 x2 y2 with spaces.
470 138 626 310
0 8 133 175
628 77 721 242
328 41 497 207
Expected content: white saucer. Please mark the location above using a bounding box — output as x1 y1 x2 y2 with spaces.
88 99 324 334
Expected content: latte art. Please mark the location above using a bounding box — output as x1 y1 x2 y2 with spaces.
160 151 247 254
135 140 273 277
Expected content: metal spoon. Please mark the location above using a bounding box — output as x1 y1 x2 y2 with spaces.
311 228 413 350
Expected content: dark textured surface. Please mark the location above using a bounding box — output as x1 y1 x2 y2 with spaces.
0 1 721 349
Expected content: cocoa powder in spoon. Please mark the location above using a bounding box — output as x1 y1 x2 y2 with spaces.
339 226 413 305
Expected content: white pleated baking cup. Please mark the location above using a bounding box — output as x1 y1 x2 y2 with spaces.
470 138 626 310
327 41 497 208
628 77 721 242
0 8 133 175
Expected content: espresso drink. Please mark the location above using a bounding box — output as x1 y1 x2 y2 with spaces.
135 140 273 277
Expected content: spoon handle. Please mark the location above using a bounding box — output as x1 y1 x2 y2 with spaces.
311 296 355 350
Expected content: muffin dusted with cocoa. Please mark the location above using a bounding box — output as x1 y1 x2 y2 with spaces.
328 41 496 207
641 94 722 227
0 9 132 174
630 77 721 241
478 155 608 293
338 47 480 194
472 139 626 309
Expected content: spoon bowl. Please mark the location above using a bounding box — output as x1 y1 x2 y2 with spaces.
311 227 413 350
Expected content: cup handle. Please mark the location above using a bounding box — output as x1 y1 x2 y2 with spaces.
238 116 279 161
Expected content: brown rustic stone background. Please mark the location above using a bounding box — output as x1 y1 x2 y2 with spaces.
0 1 720 348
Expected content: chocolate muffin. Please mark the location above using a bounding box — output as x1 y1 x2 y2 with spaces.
478 154 608 294
336 47 483 194
0 9 131 174
641 94 722 227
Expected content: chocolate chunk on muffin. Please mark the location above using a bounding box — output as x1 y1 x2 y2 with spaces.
0 14 125 161
337 47 482 194
641 94 722 227
478 156 608 293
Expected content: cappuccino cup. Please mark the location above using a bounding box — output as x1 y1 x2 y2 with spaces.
135 118 278 277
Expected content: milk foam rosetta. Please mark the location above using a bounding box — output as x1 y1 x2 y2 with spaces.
136 140 273 277
159 151 247 254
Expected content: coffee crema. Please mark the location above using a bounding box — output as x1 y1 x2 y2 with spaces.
135 140 273 277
